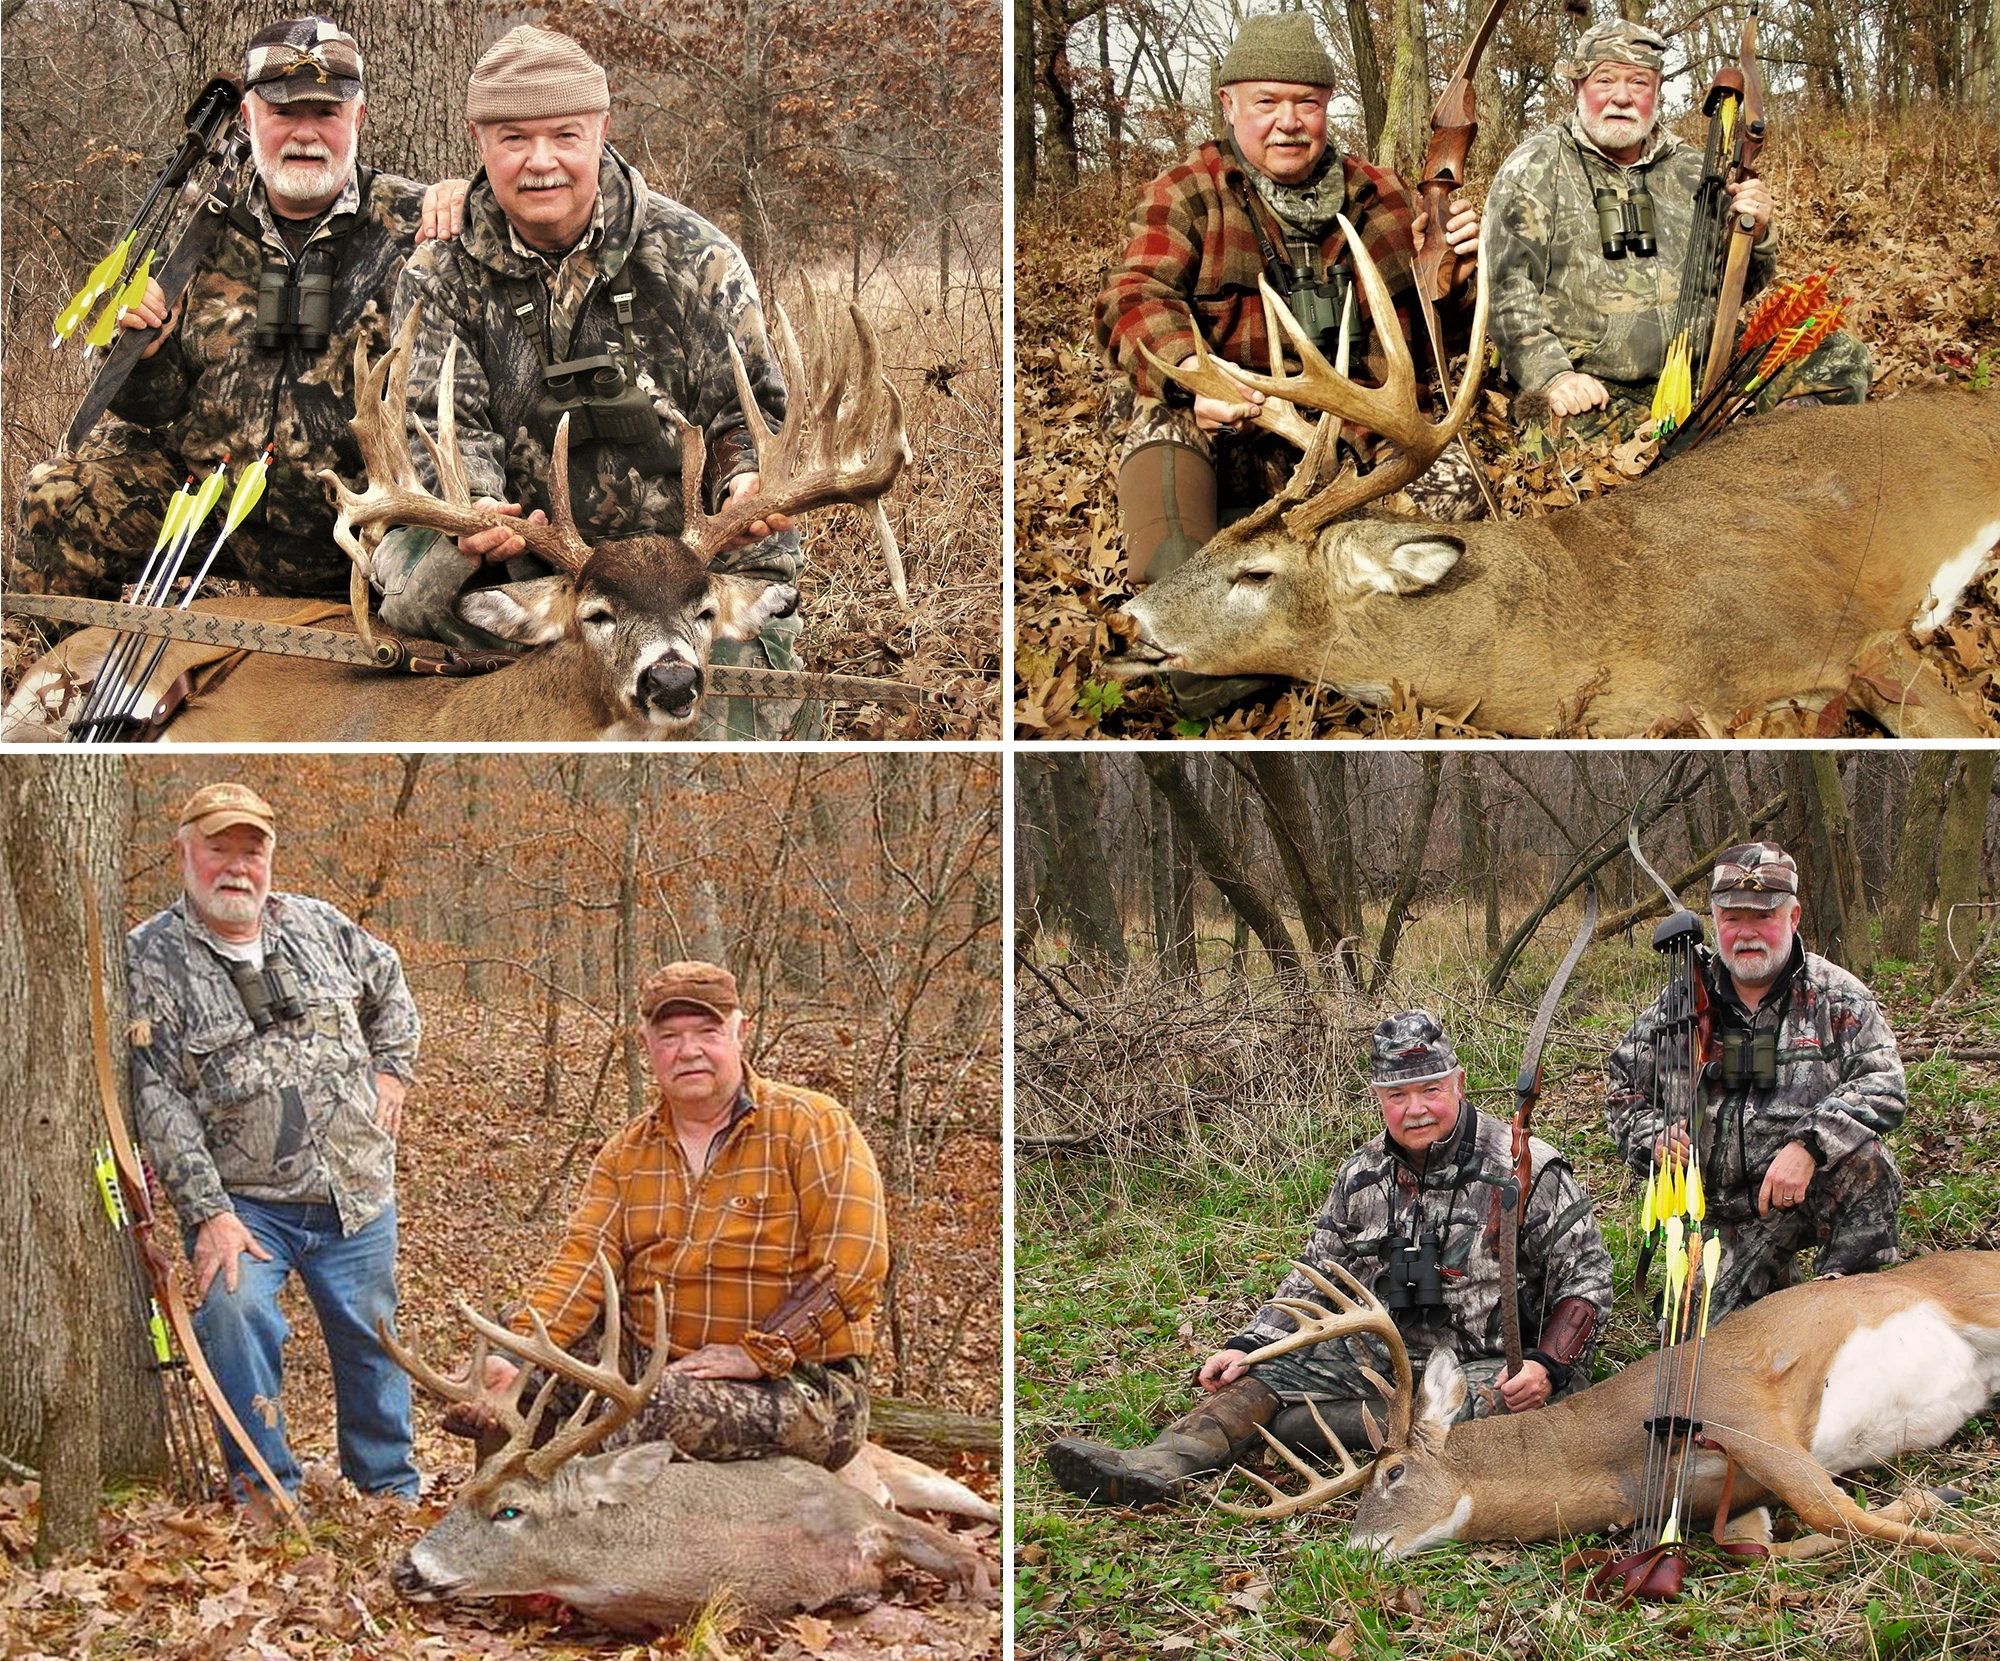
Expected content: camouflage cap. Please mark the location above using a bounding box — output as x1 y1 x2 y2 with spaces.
1217 12 1337 89
1369 1009 1460 1085
1711 842 1799 911
1557 19 1668 81
245 17 364 105
639 960 741 1022
178 781 276 839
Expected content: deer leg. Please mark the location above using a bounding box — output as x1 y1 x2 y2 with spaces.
1704 1430 2000 1563
865 1514 996 1606
1764 1486 1966 1561
1843 633 1991 738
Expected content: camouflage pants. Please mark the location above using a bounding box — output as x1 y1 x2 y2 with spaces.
16 425 351 599
1111 389 1487 524
1250 1333 1595 1444
1695 1136 1902 1323
697 611 821 741
526 1354 870 1470
1512 328 1874 460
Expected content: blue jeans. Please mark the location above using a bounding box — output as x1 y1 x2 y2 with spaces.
189 1196 418 1500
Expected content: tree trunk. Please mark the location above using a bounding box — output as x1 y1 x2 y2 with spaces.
1014 0 1036 203
1456 757 1500 956
1244 756 1342 968
1035 0 1081 188
1319 754 1366 983
1342 0 1389 155
0 756 151 1561
1810 752 1872 982
618 756 646 1122
866 1395 1000 1459
1014 758 1052 957
1376 0 1429 176
1932 751 1995 993
1045 754 1129 968
1140 755 1304 986
1370 755 1443 993
1880 750 1953 962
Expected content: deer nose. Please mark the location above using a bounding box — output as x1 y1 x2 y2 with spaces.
642 659 701 714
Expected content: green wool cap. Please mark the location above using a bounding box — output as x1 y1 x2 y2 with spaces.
1217 12 1337 89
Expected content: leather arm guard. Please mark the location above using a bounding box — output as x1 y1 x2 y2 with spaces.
740 1263 843 1377
1524 1295 1600 1393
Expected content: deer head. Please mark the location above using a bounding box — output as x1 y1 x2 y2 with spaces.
1104 215 1488 688
319 289 909 735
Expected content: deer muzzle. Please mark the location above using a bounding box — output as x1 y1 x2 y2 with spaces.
638 657 703 720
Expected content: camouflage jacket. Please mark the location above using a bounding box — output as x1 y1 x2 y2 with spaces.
126 892 421 1235
108 168 428 595
1226 1107 1614 1369
1094 142 1471 404
1606 942 1905 1215
1483 117 1779 395
392 150 794 581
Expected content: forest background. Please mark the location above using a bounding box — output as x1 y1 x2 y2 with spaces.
1017 748 2000 1658
1014 0 2000 737
0 750 1001 1660
1 0 1003 737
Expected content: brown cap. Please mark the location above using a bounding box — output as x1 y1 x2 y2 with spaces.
1711 842 1799 911
245 16 364 105
178 782 276 839
639 960 740 1022
466 26 610 123
1217 12 1337 89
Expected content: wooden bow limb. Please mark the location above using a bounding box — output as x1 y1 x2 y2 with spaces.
79 858 310 1541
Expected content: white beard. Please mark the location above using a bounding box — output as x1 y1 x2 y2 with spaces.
252 126 355 209
1578 104 1657 155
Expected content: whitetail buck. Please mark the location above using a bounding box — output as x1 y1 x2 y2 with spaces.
4 295 910 742
1219 1254 2000 1569
1103 217 2000 737
377 1256 995 1636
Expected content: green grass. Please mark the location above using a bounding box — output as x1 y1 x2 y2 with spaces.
1014 924 2000 1661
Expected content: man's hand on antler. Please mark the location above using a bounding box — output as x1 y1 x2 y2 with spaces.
458 500 549 564
1179 355 1264 434
440 1352 522 1438
719 473 796 547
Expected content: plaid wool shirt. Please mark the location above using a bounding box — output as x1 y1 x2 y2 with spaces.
515 1066 889 1377
1094 142 1472 402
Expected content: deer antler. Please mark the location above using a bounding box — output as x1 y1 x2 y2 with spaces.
319 303 598 633
378 1250 670 1505
1138 214 1489 541
1210 1259 1414 1520
675 287 913 598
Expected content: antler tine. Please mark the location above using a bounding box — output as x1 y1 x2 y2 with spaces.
1135 331 1318 451
414 334 472 508
376 1308 543 1504
1213 1399 1371 1519
1238 1259 1415 1448
534 414 594 575
684 300 910 589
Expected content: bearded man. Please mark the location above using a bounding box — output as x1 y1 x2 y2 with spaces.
18 16 464 601
1606 843 1907 1323
1092 12 1483 717
1482 20 1870 451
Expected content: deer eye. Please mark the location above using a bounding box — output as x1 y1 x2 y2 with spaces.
579 605 615 627
1383 1460 1405 1485
694 604 717 623
493 1504 524 1521
1236 567 1275 586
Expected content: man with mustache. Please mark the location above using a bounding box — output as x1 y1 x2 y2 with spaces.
19 17 463 604
438 962 889 1473
1046 1011 1612 1507
1606 844 1907 1323
382 26 806 738
1092 12 1486 718
1483 21 1870 453
125 783 422 1512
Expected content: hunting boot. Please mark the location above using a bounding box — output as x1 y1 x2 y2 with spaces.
1045 1375 1280 1507
1116 441 1282 721
1267 1396 1383 1458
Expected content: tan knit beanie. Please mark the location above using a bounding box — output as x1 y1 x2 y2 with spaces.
1216 13 1337 88
466 25 609 122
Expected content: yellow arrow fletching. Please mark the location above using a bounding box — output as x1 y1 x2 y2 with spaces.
220 451 271 538
83 291 123 351
1641 1167 1658 1233
154 481 195 555
170 461 232 566
112 249 155 322
54 232 135 344
1686 1159 1706 1222
1660 1508 1682 1546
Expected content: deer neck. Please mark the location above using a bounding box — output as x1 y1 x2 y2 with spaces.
423 642 624 741
1440 1385 1653 1541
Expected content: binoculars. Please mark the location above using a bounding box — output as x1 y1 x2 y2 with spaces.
1280 274 1361 363
1380 1228 1447 1313
535 353 670 453
228 953 306 1031
255 262 334 352
1715 1030 1779 1087
1594 187 1658 260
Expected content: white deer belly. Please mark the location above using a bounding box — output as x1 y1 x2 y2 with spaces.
1811 1305 2000 1472
1911 517 2000 635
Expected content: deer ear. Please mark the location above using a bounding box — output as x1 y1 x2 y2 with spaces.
1339 525 1465 596
1413 1347 1466 1447
710 575 801 641
456 576 573 644
572 1441 680 1510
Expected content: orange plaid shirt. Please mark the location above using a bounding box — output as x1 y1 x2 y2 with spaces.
515 1067 888 1377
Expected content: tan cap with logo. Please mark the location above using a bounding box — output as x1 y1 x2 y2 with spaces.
178 782 277 839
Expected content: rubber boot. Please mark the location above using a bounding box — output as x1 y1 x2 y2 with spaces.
1045 1375 1280 1507
1268 1396 1382 1459
1115 440 1283 720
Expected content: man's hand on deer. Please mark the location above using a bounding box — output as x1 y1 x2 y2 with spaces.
440 1354 523 1439
193 1210 274 1299
669 1342 761 1380
458 501 549 564
1178 355 1264 433
718 472 796 546
1758 1140 1816 1214
1497 1356 1551 1412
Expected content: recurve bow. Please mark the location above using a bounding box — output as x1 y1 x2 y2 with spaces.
79 858 309 1537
